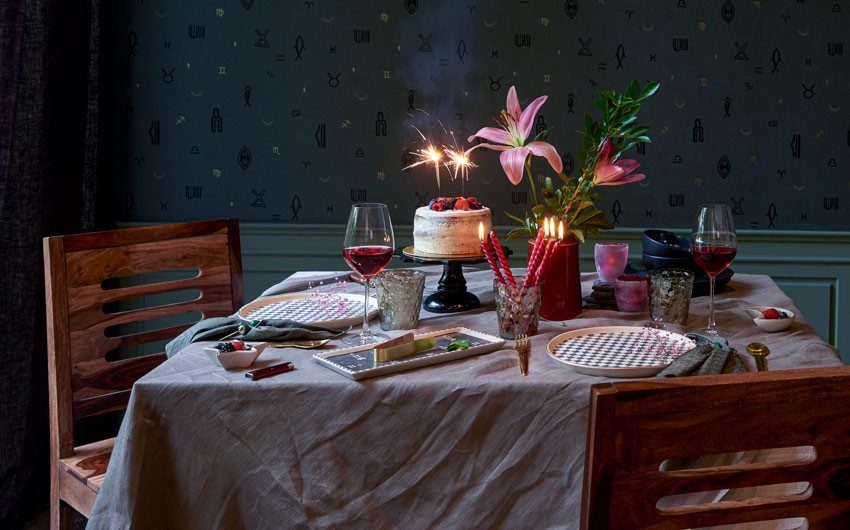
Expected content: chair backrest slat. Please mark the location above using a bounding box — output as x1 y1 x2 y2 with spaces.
44 218 243 457
582 367 850 529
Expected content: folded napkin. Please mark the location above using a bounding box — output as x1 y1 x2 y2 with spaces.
657 343 748 377
165 317 346 358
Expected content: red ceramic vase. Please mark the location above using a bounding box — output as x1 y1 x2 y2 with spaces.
528 237 582 320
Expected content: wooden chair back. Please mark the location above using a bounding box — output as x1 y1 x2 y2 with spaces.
582 367 850 529
43 218 243 459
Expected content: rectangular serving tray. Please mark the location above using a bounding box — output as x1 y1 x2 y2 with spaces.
313 327 505 380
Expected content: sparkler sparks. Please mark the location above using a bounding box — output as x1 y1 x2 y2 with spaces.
404 116 477 190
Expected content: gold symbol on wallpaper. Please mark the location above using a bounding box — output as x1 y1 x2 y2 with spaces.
261 117 274 125
272 147 280 155
660 126 670 135
341 120 350 128
383 70 391 79
212 169 221 177
218 66 227 75
322 14 334 23
151 171 165 179
797 27 810 36
673 100 686 108
381 13 388 22
829 104 841 112
794 182 805 191
541 17 549 26
639 179 650 188
543 74 551 83
816 129 824 138
750 155 758 164
484 18 496 27
700 78 708 87
190 89 203 97
355 93 368 101
740 128 752 136
480 175 493 184
377 171 386 181
176 116 186 125
318 174 331 182
155 9 168 18
642 22 654 32
698 21 706 30
216 8 224 17
694 176 703 186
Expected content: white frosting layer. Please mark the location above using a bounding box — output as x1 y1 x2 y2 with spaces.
413 206 492 256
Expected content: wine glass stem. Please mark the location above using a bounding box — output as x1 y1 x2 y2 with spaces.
361 280 372 340
707 274 716 332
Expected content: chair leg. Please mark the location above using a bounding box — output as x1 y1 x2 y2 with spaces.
50 496 74 530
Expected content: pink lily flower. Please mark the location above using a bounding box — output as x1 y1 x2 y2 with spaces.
593 139 645 186
467 86 563 185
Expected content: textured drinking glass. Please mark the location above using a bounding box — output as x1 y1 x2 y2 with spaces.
494 279 543 339
375 269 425 330
594 242 629 283
614 274 648 312
648 268 695 326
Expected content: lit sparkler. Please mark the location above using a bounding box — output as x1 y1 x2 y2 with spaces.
404 115 477 190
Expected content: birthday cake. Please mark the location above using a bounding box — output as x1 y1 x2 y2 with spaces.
413 197 492 257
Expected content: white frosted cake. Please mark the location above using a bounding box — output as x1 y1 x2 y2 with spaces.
413 197 492 257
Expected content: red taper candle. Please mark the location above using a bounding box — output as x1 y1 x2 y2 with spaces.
526 226 546 281
480 222 505 284
489 231 516 287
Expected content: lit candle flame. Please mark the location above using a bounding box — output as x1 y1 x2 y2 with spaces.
478 221 485 242
543 217 550 238
558 220 565 240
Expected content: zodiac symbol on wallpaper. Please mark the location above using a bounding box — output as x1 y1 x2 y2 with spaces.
804 57 812 66
802 84 815 99
418 34 433 52
163 40 171 50
535 116 547 135
315 124 327 148
767 203 777 227
304 1 315 9
515 34 531 47
770 49 781 72
753 66 763 74
189 145 200 155
578 38 592 56
293 36 305 61
210 109 223 133
322 15 334 23
354 30 370 44
188 24 205 39
355 93 368 101
241 0 254 9
301 160 311 168
190 89 203 97
639 179 651 188
777 169 787 178
677 0 687 6
254 29 270 48
124 193 135 213
160 202 168 211
327 73 340 88
212 168 221 178
128 31 138 56
251 189 267 208
625 10 635 18
151 171 165 180
672 154 684 164
693 118 705 143
829 103 842 113
484 18 496 28
740 128 752 137
161 68 174 83
185 186 202 200
133 155 144 167
615 44 625 69
642 23 655 32
649 53 657 62
828 158 838 168
827 42 843 56
567 93 575 113
730 197 744 215
511 191 528 205
218 66 228 75
340 120 350 128
491 49 499 58
329 46 337 54
723 97 731 117
560 152 574 174
611 201 622 225
565 0 578 19
645 209 652 218
272 146 280 155
457 40 467 64
768 120 778 127
734 42 748 60
794 182 805 192
326 204 334 213
148 120 160 146
717 156 731 179
407 90 416 110
722 0 735 23
350 189 367 202
668 194 685 207
673 100 686 108
406 0 418 15
489 76 503 91
790 134 801 158
237 146 252 169
262 117 274 126
800 212 808 220
155 10 168 19
244 86 252 106
354 148 365 158
672 38 688 52
798 27 810 37
375 113 387 136
636 142 646 155
290 195 302 220
414 192 430 207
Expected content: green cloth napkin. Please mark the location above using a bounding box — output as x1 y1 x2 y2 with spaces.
165 317 347 358
657 344 747 377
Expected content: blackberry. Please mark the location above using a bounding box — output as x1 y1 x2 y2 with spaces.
213 342 236 353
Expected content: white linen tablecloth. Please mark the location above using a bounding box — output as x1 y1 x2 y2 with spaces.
87 270 843 529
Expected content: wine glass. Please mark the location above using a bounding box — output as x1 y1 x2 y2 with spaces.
342 203 395 345
691 204 737 336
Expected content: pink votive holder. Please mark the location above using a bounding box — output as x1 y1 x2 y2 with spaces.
614 274 648 312
594 242 629 284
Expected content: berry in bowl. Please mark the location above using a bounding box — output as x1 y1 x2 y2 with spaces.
745 306 795 333
204 340 268 369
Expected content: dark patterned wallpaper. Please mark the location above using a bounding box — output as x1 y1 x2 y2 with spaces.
117 0 849 230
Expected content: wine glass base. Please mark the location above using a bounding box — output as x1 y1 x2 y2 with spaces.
693 326 732 338
341 332 391 346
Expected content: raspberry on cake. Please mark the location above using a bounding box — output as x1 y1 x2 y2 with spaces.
413 197 492 256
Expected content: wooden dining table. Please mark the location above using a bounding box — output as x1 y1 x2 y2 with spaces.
86 268 844 529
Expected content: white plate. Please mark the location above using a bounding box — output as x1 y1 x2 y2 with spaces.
238 292 378 328
313 327 505 380
547 326 696 378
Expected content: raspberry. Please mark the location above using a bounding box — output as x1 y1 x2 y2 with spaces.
761 308 780 319
230 340 246 351
455 198 470 210
432 202 444 211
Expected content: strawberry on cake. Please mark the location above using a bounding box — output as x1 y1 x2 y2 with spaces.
412 197 492 257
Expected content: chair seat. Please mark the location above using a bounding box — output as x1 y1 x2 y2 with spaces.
58 437 114 493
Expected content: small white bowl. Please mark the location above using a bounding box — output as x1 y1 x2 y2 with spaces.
204 343 268 369
745 306 795 333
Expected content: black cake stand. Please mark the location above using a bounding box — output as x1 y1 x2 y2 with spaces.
395 245 511 314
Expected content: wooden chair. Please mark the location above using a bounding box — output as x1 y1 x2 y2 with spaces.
581 367 850 529
43 218 243 529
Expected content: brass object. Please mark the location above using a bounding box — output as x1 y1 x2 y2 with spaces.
747 342 770 372
515 334 530 376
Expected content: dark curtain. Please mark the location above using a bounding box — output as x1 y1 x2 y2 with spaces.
0 0 114 526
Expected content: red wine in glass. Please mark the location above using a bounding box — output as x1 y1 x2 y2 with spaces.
692 245 737 277
691 204 737 336
342 246 394 279
342 204 395 345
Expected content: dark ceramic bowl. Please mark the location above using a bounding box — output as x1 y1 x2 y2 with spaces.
641 252 698 273
642 230 692 258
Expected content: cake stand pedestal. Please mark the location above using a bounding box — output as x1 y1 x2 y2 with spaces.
395 246 511 314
